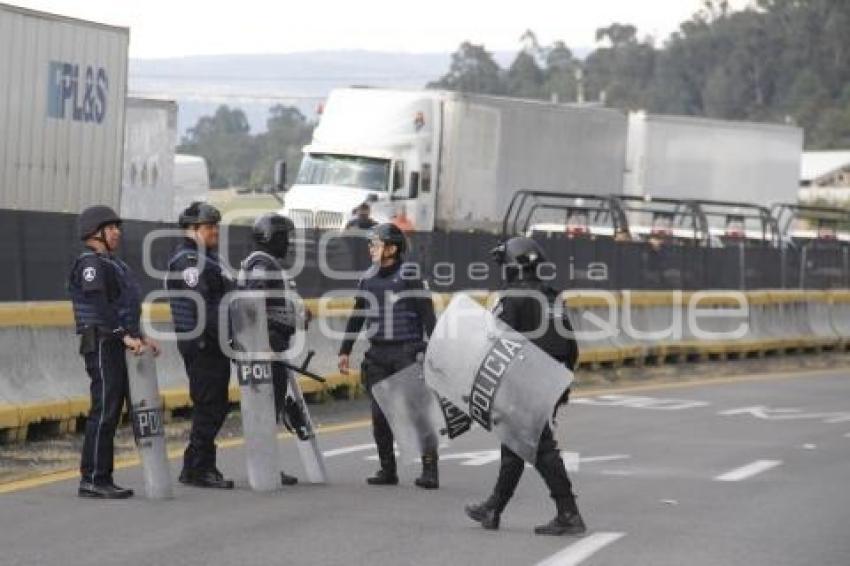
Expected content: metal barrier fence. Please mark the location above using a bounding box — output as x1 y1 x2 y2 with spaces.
3 209 850 301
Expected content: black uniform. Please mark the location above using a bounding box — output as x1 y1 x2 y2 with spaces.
238 250 297 416
166 238 234 475
339 260 436 474
489 278 579 516
68 246 142 486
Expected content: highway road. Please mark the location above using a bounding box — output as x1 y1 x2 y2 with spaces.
1 368 849 566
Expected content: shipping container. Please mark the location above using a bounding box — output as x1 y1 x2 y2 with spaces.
120 97 178 221
0 3 129 213
624 111 803 204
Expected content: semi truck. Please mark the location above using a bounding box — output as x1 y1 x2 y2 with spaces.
0 3 129 213
624 111 803 204
276 88 629 233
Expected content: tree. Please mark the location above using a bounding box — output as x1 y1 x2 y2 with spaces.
584 23 655 109
428 42 505 95
249 105 314 190
543 41 580 103
506 51 544 99
179 106 257 188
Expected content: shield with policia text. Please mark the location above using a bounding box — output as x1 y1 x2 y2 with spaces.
423 293 574 463
371 361 471 464
127 350 173 499
230 292 280 492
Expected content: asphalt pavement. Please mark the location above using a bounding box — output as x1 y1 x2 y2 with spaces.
1 368 848 566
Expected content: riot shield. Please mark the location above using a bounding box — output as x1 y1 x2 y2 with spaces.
230 293 280 492
285 372 328 484
370 362 444 465
127 350 173 500
423 293 574 463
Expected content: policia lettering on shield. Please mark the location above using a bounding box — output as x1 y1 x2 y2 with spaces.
338 223 440 488
165 202 236 489
464 237 586 536
68 206 161 499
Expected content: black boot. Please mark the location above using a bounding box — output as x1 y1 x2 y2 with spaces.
280 471 299 486
366 467 399 486
534 498 586 536
78 481 134 500
179 468 235 489
464 496 503 530
415 453 439 489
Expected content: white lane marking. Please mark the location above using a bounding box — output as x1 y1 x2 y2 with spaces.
715 460 782 482
573 395 709 411
322 444 375 458
535 532 626 566
720 406 850 424
366 450 502 466
559 453 631 472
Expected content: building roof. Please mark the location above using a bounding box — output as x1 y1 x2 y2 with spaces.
801 151 850 182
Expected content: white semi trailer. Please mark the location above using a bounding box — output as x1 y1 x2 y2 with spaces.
0 3 129 213
277 88 629 233
624 111 803 204
120 97 178 222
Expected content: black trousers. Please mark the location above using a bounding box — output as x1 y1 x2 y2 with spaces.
179 340 231 472
361 342 423 471
492 425 577 514
80 338 129 485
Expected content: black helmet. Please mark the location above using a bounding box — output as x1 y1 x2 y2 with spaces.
252 213 294 258
179 201 221 228
369 222 407 255
490 236 546 268
78 205 122 241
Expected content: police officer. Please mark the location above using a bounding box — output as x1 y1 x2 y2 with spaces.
345 202 377 231
68 205 160 499
239 212 301 486
464 236 585 536
166 202 235 489
337 223 439 488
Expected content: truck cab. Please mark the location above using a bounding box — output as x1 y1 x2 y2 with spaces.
278 88 440 231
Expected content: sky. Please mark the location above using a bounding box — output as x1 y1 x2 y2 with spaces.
12 0 755 59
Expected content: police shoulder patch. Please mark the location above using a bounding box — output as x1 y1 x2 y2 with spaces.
182 267 200 288
82 266 97 282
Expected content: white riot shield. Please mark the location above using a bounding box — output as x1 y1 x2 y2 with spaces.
423 294 574 463
127 350 173 500
285 373 328 484
371 362 444 465
231 294 280 492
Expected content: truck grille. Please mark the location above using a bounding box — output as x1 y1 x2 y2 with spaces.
288 209 345 230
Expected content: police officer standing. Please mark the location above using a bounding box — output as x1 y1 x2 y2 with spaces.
337 223 439 488
166 202 235 489
239 212 301 486
464 237 586 536
68 205 160 499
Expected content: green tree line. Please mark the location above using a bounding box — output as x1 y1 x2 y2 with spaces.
428 0 850 149
178 104 314 190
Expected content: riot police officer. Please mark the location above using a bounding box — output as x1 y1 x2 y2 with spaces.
239 212 301 486
166 202 235 489
68 205 160 499
337 223 439 488
464 236 586 536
